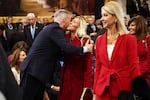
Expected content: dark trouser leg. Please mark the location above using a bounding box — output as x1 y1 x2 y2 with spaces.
22 74 45 100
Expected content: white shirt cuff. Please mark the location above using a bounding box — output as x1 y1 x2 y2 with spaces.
83 47 88 53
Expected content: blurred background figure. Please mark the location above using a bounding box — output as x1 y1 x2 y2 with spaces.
86 16 98 37
8 41 29 63
4 16 17 31
24 13 44 48
17 18 28 33
90 19 106 42
9 48 27 85
124 16 129 29
59 0 68 9
39 18 50 26
95 19 103 31
0 24 25 55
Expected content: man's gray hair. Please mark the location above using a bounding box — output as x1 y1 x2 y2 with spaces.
26 13 36 18
54 9 71 23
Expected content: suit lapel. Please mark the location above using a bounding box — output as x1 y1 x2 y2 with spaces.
100 33 110 64
34 23 39 37
27 26 33 40
111 34 124 62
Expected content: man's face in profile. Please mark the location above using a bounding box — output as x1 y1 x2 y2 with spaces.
63 14 73 30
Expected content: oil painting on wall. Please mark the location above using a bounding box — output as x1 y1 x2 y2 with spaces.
0 0 95 16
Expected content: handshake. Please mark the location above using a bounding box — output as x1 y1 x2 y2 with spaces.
84 39 94 53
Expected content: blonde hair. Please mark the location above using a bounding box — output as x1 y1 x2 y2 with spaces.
75 16 88 38
102 1 128 34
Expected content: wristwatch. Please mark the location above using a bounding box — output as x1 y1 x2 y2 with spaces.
51 85 55 89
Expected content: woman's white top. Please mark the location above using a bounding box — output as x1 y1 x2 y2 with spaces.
107 44 115 60
11 67 20 85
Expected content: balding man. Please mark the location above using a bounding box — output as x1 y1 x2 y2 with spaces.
24 13 44 48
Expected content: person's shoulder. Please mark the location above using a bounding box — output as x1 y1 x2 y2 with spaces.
146 34 150 39
121 33 135 38
83 35 90 40
45 22 59 28
82 36 90 43
24 24 29 29
43 23 56 29
43 23 62 33
36 22 44 27
121 34 136 42
97 32 106 39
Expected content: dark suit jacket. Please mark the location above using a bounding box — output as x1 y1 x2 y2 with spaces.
3 23 17 30
0 43 22 100
126 0 139 17
91 28 107 42
24 22 44 48
0 29 25 55
20 22 83 85
86 24 98 36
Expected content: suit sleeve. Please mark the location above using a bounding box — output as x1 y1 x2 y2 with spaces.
50 27 83 54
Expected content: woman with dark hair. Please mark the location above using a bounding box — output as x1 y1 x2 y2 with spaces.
128 15 150 86
8 41 28 63
9 48 27 85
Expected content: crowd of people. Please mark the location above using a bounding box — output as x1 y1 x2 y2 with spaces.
0 1 150 100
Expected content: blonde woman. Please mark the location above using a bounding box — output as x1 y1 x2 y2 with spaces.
58 16 93 100
93 1 141 100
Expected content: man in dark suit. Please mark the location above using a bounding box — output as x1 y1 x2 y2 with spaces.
20 9 93 100
86 16 98 36
0 24 25 55
3 16 17 30
24 13 44 48
0 42 22 100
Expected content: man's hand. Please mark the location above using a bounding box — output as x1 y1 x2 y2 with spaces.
90 32 97 36
85 39 94 53
43 91 50 100
51 86 60 92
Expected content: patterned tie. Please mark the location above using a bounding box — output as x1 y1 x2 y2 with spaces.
31 26 35 39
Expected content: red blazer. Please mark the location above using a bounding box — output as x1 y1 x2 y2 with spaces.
93 33 141 97
137 36 150 73
58 34 92 100
137 36 150 86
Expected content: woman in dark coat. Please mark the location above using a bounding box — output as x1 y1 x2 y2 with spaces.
0 42 22 100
